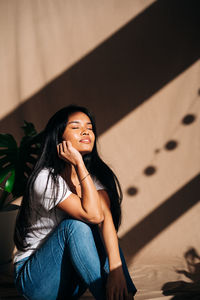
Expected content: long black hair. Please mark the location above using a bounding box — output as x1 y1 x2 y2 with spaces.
14 105 122 251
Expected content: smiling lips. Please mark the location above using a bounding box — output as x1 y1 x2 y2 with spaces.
79 138 91 143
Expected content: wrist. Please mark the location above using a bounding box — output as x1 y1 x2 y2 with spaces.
79 173 90 185
109 260 122 271
74 157 84 168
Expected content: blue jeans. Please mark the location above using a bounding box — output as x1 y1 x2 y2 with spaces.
14 219 137 300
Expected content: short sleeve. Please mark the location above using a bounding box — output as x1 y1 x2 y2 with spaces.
92 175 106 190
33 169 72 210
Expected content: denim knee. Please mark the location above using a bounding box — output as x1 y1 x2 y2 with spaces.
59 218 93 240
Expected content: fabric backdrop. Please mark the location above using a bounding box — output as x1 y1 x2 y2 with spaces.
0 0 199 299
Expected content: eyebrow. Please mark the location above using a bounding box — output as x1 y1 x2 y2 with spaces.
67 121 92 125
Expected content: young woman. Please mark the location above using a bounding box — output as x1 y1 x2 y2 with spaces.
14 105 137 300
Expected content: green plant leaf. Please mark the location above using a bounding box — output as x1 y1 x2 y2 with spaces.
0 123 43 206
4 170 15 193
0 166 13 184
0 133 17 148
21 121 38 137
12 126 42 199
0 133 18 198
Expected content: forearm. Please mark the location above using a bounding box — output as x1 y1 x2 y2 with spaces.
57 141 103 223
97 191 136 298
99 211 121 270
76 160 103 222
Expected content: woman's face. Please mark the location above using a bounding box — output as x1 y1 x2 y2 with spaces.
62 111 95 155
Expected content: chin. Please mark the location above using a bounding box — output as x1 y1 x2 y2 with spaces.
78 144 93 153
80 150 92 156
79 147 93 156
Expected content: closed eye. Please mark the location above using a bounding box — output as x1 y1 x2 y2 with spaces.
71 126 93 130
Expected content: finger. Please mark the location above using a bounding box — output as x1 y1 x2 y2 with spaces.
129 293 134 300
106 287 113 300
106 287 111 300
62 140 68 152
123 286 129 298
126 293 133 300
59 143 64 154
119 289 124 300
117 291 121 300
110 290 114 300
57 144 60 154
106 289 109 300
57 143 62 156
115 290 120 300
66 140 72 148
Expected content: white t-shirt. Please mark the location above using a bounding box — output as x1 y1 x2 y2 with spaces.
14 168 105 263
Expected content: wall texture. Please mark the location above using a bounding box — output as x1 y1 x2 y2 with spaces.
0 0 199 271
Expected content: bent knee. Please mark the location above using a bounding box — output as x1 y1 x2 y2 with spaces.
60 218 93 236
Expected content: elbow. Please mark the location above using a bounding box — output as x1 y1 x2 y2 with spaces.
96 212 104 224
89 211 104 224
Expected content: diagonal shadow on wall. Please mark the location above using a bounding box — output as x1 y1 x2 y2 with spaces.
0 0 199 264
120 174 200 263
0 0 199 140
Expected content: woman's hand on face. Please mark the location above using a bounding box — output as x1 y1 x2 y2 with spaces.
57 141 83 166
106 266 134 300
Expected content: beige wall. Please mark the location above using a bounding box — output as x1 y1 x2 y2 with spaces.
0 0 199 266
0 0 154 120
102 61 200 264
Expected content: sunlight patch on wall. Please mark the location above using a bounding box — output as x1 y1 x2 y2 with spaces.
98 61 200 238
0 0 155 120
133 200 200 264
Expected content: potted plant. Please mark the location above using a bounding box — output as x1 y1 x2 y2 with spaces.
0 121 42 272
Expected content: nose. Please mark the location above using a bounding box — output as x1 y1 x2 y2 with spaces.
81 128 89 135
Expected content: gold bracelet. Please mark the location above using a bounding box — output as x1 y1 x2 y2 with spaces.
79 173 90 185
